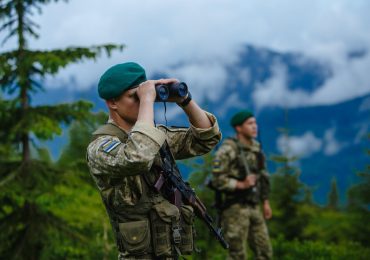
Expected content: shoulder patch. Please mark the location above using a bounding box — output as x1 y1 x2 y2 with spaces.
212 159 222 172
100 139 121 154
99 138 111 148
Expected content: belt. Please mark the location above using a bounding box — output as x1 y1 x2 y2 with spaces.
118 253 177 260
118 253 153 260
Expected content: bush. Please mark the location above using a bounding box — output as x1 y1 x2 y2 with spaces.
272 235 370 260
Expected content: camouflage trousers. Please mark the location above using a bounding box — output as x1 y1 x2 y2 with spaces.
221 203 272 260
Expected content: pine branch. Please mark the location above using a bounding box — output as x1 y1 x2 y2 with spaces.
0 44 125 89
9 101 94 140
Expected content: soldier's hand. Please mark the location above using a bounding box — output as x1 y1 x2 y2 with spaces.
247 174 257 187
137 80 157 103
137 78 181 103
236 174 257 189
263 200 272 220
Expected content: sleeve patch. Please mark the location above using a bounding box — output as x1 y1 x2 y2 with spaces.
213 160 222 172
99 138 111 148
100 139 121 153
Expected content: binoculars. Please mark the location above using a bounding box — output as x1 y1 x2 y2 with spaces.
155 82 188 102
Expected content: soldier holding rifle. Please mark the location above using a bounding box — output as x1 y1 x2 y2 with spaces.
86 62 225 259
210 110 273 260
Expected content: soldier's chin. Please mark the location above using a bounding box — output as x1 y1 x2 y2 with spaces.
125 116 138 124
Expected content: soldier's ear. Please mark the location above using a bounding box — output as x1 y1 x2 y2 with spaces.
235 125 242 134
106 99 118 110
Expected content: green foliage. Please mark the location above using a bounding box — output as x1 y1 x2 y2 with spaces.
345 140 370 246
0 160 63 259
269 153 311 240
0 111 116 258
300 205 354 244
1 46 124 89
0 0 124 159
347 154 370 211
0 98 18 155
0 0 123 258
185 153 228 259
268 123 312 241
57 111 107 171
0 0 68 45
185 151 370 259
1 101 94 143
184 128 370 259
327 177 339 210
272 236 370 260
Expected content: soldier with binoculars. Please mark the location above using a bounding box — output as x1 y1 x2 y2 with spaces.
86 62 221 259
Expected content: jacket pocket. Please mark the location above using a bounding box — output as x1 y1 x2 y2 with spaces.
119 219 151 255
179 205 195 255
150 200 180 257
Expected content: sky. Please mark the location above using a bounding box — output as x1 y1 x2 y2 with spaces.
1 0 370 109
2 0 369 168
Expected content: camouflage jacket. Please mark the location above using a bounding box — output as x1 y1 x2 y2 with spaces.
211 138 270 203
86 112 221 207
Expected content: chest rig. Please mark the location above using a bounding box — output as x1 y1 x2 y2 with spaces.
223 137 265 206
91 123 194 258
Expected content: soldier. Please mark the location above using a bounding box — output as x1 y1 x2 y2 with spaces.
86 62 221 259
211 110 273 260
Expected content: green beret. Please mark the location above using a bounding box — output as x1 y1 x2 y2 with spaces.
230 110 254 127
98 62 147 100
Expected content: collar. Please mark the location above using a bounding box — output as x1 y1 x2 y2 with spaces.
237 138 260 152
107 117 129 133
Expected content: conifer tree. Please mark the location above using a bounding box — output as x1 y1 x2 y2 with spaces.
0 0 123 258
346 134 370 246
0 0 123 161
269 110 311 240
327 177 339 210
347 134 370 210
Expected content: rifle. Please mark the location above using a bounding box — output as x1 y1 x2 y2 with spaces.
154 141 229 250
235 139 257 193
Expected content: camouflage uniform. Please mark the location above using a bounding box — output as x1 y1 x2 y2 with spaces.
87 113 221 259
212 138 272 260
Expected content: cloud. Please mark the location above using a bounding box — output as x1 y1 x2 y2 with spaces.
252 62 312 110
1 0 369 106
43 61 102 90
252 54 370 109
276 128 347 158
277 131 322 158
165 61 228 102
308 53 370 106
216 92 245 117
354 123 369 144
323 128 346 155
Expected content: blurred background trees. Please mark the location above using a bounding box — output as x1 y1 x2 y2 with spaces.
0 0 122 258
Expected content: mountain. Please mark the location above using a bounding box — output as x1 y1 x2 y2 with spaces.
34 45 369 205
257 94 369 204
